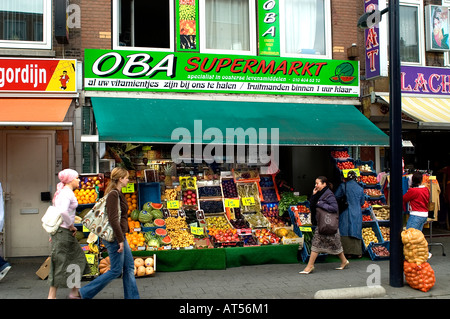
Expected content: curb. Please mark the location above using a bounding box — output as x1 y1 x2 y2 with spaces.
314 285 386 299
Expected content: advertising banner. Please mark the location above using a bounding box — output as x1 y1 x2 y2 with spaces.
175 0 199 51
258 0 280 56
84 49 359 97
0 58 77 93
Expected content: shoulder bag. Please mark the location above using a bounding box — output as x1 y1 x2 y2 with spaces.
82 190 120 242
316 207 339 235
41 205 63 235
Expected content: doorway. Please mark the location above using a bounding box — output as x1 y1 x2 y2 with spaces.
0 130 55 257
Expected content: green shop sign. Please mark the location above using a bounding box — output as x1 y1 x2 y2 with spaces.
84 49 360 97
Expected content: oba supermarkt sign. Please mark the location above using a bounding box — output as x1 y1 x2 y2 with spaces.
84 49 359 97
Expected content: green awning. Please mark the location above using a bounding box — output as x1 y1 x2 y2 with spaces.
91 97 389 146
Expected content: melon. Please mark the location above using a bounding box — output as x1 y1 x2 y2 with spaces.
139 210 153 223
151 209 163 220
142 202 153 211
130 209 140 221
137 266 146 277
134 258 144 268
155 228 167 237
145 266 154 275
153 219 165 227
144 257 154 267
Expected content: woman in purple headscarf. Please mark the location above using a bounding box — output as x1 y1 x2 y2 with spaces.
47 169 89 299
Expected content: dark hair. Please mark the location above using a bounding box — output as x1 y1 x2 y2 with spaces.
316 176 333 190
411 171 423 187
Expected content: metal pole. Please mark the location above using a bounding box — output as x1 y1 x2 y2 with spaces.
388 0 404 287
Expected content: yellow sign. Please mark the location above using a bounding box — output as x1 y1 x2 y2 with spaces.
190 226 204 235
167 200 180 209
342 168 360 178
242 197 256 206
225 199 240 208
121 183 135 193
85 254 96 264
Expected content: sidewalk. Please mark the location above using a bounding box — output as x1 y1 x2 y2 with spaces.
0 234 449 300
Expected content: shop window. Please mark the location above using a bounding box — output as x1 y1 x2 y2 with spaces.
199 0 256 55
0 0 51 49
113 0 175 51
279 0 331 59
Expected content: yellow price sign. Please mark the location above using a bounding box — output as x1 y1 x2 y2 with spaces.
299 226 312 232
225 199 240 208
85 253 96 264
242 197 255 206
190 226 204 236
121 183 135 193
167 200 180 209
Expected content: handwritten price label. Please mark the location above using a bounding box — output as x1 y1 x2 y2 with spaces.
85 254 96 264
242 197 255 206
121 183 135 193
167 200 180 209
224 199 240 208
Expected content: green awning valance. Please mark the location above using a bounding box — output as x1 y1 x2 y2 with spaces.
91 97 389 146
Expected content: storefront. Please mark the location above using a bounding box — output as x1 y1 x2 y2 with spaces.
75 46 392 275
0 57 80 257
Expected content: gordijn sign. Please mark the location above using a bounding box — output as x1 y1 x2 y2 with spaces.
84 49 359 97
0 58 77 93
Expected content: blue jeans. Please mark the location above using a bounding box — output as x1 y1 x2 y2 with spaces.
80 240 139 299
406 214 428 231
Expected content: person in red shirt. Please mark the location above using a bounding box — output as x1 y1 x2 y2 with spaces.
403 171 430 231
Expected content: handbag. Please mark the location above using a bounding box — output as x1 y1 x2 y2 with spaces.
41 205 62 235
82 190 120 242
337 183 348 213
316 207 339 235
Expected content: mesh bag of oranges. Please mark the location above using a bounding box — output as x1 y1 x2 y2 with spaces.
74 188 98 205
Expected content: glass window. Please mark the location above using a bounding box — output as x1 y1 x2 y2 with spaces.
114 0 174 51
0 0 51 49
280 0 331 58
200 0 256 55
400 5 420 63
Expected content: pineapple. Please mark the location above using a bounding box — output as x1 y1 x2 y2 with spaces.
164 163 174 186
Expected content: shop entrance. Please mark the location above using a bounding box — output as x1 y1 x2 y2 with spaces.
1 130 55 257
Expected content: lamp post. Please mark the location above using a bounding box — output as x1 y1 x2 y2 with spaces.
358 0 403 287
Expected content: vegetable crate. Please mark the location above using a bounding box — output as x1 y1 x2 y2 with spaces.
362 222 384 251
362 207 376 224
355 159 375 173
368 241 390 261
138 182 161 209
287 201 311 237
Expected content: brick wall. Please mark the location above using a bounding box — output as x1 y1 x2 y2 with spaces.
81 0 112 54
331 0 359 60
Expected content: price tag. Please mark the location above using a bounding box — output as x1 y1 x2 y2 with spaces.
225 198 240 208
85 254 96 264
242 197 255 206
82 225 89 232
190 226 204 235
342 168 360 178
299 226 312 232
178 209 186 218
167 200 180 209
121 183 135 193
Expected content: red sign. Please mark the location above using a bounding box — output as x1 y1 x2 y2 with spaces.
0 58 77 93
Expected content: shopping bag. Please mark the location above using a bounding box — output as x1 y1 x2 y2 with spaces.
41 205 62 235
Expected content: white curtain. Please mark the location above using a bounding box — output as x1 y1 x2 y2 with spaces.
399 5 419 63
284 0 323 54
205 0 250 51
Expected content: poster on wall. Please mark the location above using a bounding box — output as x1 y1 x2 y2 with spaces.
0 58 77 93
175 0 199 52
425 5 450 52
84 49 360 97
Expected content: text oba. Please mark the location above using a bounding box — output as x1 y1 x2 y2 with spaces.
91 52 176 78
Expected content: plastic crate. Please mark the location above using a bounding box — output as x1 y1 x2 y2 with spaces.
288 201 311 237
355 160 375 173
362 222 384 251
138 182 161 210
362 208 376 223
368 241 390 261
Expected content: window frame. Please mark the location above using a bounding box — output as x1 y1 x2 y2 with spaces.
198 0 257 56
397 0 425 66
0 0 52 50
112 0 175 52
279 0 332 59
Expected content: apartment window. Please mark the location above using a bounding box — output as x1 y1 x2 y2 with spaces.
0 0 51 49
199 0 256 55
113 0 174 51
280 0 331 58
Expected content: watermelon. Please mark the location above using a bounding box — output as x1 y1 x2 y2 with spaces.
130 209 140 221
153 219 165 227
151 202 163 210
151 209 163 220
155 228 167 237
161 235 171 244
139 210 153 223
142 202 153 211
